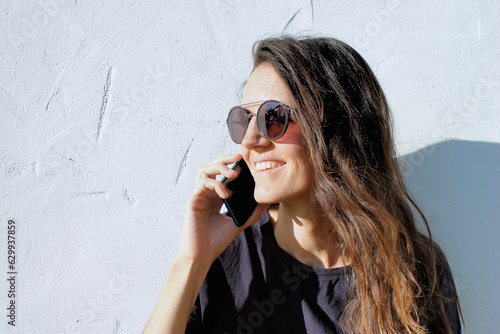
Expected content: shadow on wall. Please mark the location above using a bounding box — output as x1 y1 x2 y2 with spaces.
400 139 500 333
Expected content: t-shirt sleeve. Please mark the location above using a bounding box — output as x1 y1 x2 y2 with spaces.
438 257 462 334
185 294 203 334
425 248 462 334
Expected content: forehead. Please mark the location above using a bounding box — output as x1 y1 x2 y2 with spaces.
241 62 295 109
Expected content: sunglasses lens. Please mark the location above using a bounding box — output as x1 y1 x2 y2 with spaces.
258 102 288 140
228 107 247 143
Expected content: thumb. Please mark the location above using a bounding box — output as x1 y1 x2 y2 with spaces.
238 204 269 230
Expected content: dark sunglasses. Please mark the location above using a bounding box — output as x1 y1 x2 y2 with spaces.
226 100 295 144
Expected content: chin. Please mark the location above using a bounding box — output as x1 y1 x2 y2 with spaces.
253 186 281 204
254 193 277 205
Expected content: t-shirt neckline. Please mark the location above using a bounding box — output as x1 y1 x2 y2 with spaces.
258 209 350 277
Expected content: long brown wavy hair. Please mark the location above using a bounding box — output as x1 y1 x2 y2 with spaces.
252 36 462 333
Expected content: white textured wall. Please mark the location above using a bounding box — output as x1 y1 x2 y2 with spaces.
1 0 499 333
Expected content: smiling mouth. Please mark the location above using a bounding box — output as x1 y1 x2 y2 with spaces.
255 161 285 171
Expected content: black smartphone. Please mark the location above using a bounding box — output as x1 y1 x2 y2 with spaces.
220 160 258 227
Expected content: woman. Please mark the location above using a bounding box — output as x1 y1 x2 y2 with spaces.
144 36 462 333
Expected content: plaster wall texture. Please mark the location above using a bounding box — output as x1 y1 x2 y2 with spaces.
1 0 499 333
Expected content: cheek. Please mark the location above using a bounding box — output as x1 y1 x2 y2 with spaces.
293 146 314 187
278 125 303 145
240 146 250 163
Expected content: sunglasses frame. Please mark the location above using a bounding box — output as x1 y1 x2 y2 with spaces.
226 100 295 144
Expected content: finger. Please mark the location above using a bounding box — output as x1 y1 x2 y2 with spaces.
195 154 242 182
197 163 238 181
185 187 224 213
198 178 230 199
210 153 242 165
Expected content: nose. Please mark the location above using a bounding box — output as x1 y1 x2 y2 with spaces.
241 115 271 149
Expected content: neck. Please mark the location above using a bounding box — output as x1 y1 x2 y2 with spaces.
269 201 348 269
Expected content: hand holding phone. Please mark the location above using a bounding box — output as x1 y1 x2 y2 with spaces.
220 160 259 227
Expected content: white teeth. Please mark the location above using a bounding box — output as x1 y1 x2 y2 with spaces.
256 161 284 171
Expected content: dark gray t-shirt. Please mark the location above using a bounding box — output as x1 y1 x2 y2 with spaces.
186 210 461 334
